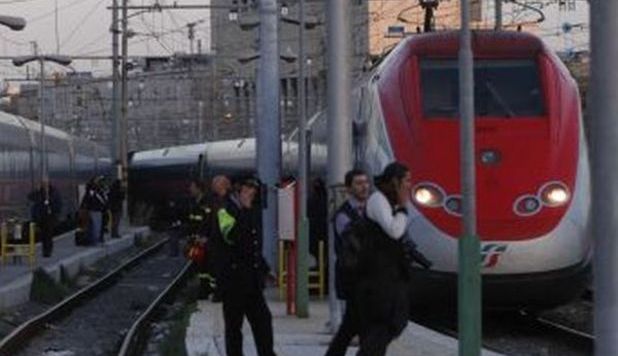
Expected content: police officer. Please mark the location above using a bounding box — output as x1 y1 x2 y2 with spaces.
215 177 276 356
185 179 216 299
325 169 371 356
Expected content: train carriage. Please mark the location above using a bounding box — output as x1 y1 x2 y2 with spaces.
0 111 110 231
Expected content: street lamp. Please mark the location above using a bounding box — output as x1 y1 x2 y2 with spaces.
0 15 26 31
13 49 72 182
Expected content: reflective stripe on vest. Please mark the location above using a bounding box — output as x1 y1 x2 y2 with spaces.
189 214 204 221
197 273 217 287
217 209 236 244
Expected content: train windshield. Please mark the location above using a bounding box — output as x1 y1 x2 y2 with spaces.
420 59 544 118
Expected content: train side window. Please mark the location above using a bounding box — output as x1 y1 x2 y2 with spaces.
420 59 545 118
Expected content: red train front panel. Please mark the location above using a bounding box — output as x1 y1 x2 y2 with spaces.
366 32 590 280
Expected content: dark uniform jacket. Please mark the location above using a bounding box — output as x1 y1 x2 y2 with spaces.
355 222 411 338
29 186 62 223
333 200 364 300
108 180 125 213
81 182 107 212
186 194 212 237
215 195 269 293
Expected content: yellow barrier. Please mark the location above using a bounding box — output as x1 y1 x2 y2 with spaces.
1 221 36 268
278 239 325 300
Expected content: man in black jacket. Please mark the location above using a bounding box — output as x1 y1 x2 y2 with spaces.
28 179 62 257
215 177 276 356
184 179 216 299
325 169 370 356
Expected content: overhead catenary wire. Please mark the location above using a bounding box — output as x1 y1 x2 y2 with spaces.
59 0 107 50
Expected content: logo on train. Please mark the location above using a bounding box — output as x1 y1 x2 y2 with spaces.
481 243 508 268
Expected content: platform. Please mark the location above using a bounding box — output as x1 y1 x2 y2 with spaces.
185 294 503 356
0 225 150 311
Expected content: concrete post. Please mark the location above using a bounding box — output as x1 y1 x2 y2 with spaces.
257 0 281 271
590 1 618 355
326 0 352 330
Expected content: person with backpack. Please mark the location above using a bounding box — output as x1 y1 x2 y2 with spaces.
80 176 108 245
355 162 425 356
325 169 371 356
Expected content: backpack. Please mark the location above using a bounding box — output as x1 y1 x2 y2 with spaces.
334 202 377 298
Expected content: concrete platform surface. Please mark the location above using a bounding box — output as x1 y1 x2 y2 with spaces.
185 295 503 356
0 225 150 311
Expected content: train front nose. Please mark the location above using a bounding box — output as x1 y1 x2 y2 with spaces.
412 57 578 242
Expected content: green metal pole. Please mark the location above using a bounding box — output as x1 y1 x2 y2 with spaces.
296 0 309 318
458 235 481 355
458 0 481 355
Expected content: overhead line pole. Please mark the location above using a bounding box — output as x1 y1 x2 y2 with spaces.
296 0 309 318
326 0 352 331
590 0 618 355
495 0 502 30
111 0 121 178
120 0 129 222
257 0 281 273
458 0 481 355
34 42 47 182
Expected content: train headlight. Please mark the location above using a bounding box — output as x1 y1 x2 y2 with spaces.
413 183 444 208
540 182 570 207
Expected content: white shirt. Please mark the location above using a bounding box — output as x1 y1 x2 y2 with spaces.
366 191 408 240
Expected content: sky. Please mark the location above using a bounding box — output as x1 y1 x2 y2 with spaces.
0 0 590 85
0 0 212 80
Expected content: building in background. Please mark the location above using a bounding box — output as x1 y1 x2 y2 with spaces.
3 0 588 151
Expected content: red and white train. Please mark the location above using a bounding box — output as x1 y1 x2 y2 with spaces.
352 30 590 308
130 30 590 309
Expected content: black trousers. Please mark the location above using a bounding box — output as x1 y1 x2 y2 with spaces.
40 218 55 257
357 325 393 356
222 286 276 356
111 210 121 237
198 259 215 299
325 299 359 356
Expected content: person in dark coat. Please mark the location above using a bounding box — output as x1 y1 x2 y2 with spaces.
205 175 231 302
184 179 216 299
108 178 125 238
80 176 108 245
308 178 328 261
28 179 62 257
325 169 371 356
214 177 276 356
356 162 414 356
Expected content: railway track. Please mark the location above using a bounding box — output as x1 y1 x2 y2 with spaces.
0 237 192 356
412 307 594 355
